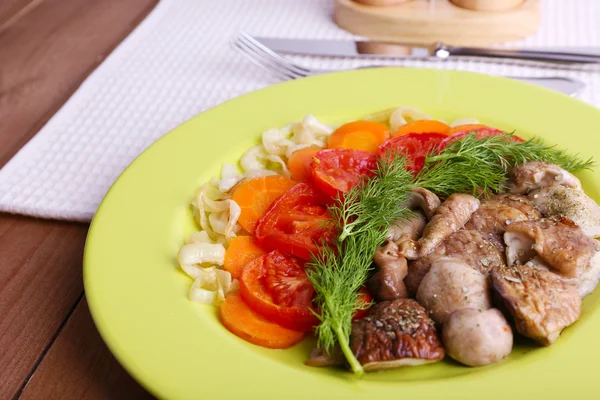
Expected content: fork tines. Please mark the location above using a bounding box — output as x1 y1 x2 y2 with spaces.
232 32 310 80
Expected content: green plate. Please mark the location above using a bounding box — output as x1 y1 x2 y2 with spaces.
84 68 600 400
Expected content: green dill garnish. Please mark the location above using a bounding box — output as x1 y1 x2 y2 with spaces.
414 133 594 197
332 155 414 242
306 156 412 376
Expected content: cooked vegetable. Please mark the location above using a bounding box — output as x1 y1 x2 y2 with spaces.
223 236 266 279
231 175 296 233
414 132 594 197
254 183 335 260
378 133 448 175
393 120 450 137
438 127 523 150
352 287 374 321
446 123 490 136
287 146 322 182
327 121 390 154
311 149 377 197
220 293 306 349
240 251 319 332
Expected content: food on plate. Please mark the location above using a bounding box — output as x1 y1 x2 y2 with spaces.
417 193 480 257
311 148 377 197
254 183 335 260
239 251 319 331
529 183 600 238
405 229 504 297
393 119 450 137
464 194 540 253
368 241 409 301
231 175 296 233
287 146 322 183
223 236 266 279
509 161 582 194
416 257 491 324
491 264 581 345
442 308 513 367
327 120 390 154
378 132 448 175
176 107 597 376
220 293 305 349
504 216 600 298
350 299 445 371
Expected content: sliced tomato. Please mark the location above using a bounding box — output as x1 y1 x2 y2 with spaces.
438 127 524 150
352 287 374 321
240 251 319 332
377 133 447 175
310 149 377 198
255 183 336 260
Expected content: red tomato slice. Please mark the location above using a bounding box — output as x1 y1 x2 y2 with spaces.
255 183 336 260
438 127 524 150
240 251 319 332
310 149 377 198
352 287 374 321
377 133 447 176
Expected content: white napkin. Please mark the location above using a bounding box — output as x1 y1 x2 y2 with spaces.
1 0 599 222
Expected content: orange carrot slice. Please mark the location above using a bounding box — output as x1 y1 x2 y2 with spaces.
446 124 490 136
393 120 450 137
287 147 322 183
231 176 297 234
327 121 390 154
224 236 267 279
219 293 305 349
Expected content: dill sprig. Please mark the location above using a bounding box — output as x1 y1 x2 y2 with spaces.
331 155 414 242
307 230 384 376
414 133 594 197
306 156 412 376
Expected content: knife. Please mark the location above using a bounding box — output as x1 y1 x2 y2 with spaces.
253 37 600 63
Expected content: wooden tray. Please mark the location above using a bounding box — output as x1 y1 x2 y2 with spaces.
333 0 540 46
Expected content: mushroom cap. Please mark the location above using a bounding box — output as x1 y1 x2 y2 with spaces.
350 298 445 371
442 308 513 367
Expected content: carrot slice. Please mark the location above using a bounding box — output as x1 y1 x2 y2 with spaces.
224 236 267 279
231 176 297 234
393 120 450 137
287 147 322 182
220 293 305 349
327 121 390 154
446 124 490 136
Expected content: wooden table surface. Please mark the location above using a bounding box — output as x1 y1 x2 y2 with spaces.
0 1 158 398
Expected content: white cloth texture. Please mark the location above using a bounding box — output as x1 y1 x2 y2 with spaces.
1 0 599 222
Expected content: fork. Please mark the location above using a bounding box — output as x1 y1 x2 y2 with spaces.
232 32 586 97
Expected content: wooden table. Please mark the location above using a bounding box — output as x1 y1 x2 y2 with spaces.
0 1 158 398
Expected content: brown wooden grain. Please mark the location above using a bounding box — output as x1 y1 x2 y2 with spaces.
20 298 155 400
0 0 43 32
0 0 157 398
0 214 87 399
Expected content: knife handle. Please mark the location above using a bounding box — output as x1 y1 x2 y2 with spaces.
438 44 600 63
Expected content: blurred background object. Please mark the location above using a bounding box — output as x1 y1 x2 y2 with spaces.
334 0 540 46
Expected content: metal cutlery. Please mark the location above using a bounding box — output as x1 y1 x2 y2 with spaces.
253 36 600 64
233 33 586 97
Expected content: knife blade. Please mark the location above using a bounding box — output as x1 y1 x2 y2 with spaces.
253 37 600 63
254 37 433 58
